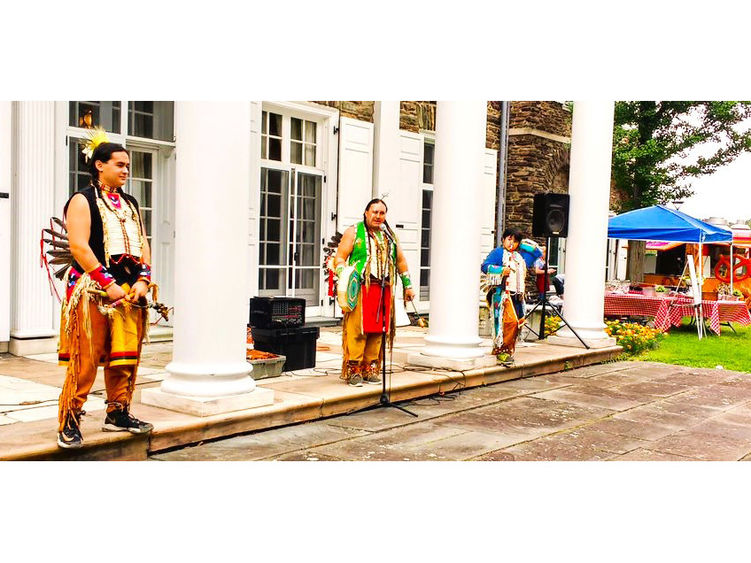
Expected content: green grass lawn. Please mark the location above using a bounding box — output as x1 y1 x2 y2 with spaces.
637 320 751 373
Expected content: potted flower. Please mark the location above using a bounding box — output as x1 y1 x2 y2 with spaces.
654 285 668 298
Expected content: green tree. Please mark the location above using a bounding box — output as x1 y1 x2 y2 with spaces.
612 101 751 212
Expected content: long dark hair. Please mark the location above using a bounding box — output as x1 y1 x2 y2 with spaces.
502 227 522 243
362 198 395 239
88 142 129 186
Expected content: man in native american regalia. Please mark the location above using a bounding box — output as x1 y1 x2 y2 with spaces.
481 228 527 360
55 130 155 449
332 199 416 387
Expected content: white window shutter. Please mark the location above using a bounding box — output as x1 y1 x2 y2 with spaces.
480 148 498 264
391 131 422 276
337 117 374 231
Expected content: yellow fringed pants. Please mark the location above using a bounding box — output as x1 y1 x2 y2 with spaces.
57 285 146 431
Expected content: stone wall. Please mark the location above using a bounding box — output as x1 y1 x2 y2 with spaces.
509 101 571 137
504 102 572 244
312 100 502 150
399 101 436 132
504 102 572 296
312 101 375 122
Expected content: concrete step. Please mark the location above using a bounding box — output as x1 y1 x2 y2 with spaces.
0 343 622 461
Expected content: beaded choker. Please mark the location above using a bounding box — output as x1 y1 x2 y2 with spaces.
97 181 119 194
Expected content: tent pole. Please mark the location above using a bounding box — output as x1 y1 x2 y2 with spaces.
730 242 734 295
699 241 703 289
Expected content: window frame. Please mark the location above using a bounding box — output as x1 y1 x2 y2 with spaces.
62 101 176 264
419 134 435 304
258 103 331 311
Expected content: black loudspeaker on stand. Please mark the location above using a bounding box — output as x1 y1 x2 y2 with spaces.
525 193 589 349
532 192 570 238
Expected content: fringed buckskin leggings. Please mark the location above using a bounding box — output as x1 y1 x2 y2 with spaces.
57 294 146 431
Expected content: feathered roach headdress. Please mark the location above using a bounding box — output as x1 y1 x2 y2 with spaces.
80 126 110 162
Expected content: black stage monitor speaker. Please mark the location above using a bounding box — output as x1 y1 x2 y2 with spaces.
249 296 306 329
532 193 570 238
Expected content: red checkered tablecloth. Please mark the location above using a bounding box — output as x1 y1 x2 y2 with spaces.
604 293 674 331
666 297 751 335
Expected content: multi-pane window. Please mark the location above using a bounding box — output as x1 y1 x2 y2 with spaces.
548 237 565 273
69 101 121 133
420 189 432 300
288 173 321 295
261 111 282 161
419 139 435 300
128 101 174 141
259 169 288 292
126 151 153 244
423 141 434 184
290 118 317 166
68 142 91 195
67 102 169 249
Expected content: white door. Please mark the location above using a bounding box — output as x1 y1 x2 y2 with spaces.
258 166 324 315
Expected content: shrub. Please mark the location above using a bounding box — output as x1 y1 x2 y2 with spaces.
545 315 562 336
605 320 665 355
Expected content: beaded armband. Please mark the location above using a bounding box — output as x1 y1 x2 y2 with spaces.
400 271 413 289
137 263 152 284
87 264 116 290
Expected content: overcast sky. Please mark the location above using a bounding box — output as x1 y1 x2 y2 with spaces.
678 151 751 224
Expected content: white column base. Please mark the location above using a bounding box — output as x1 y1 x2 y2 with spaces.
421 334 486 359
408 351 497 371
141 386 274 417
546 334 617 349
161 360 257 397
9 336 58 356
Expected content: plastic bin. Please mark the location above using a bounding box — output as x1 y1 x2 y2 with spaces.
250 326 320 372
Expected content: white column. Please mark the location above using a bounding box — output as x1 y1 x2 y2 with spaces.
0 102 11 348
548 101 617 348
372 101 400 198
142 102 273 416
409 101 495 369
9 102 58 355
373 101 410 325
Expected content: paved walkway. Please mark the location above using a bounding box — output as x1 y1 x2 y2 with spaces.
151 360 751 461
0 325 624 460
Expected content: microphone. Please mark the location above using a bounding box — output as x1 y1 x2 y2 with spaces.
379 223 395 243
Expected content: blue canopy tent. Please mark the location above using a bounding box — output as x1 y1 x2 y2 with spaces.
608 205 733 338
607 205 733 244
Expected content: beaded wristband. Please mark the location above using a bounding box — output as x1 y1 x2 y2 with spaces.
400 271 413 289
137 263 152 284
87 264 116 290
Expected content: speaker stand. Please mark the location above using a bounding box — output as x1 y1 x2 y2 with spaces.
523 238 590 349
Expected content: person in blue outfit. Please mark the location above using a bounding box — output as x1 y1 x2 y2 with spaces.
481 228 527 358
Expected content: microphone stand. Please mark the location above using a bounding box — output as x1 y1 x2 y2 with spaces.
373 230 417 417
